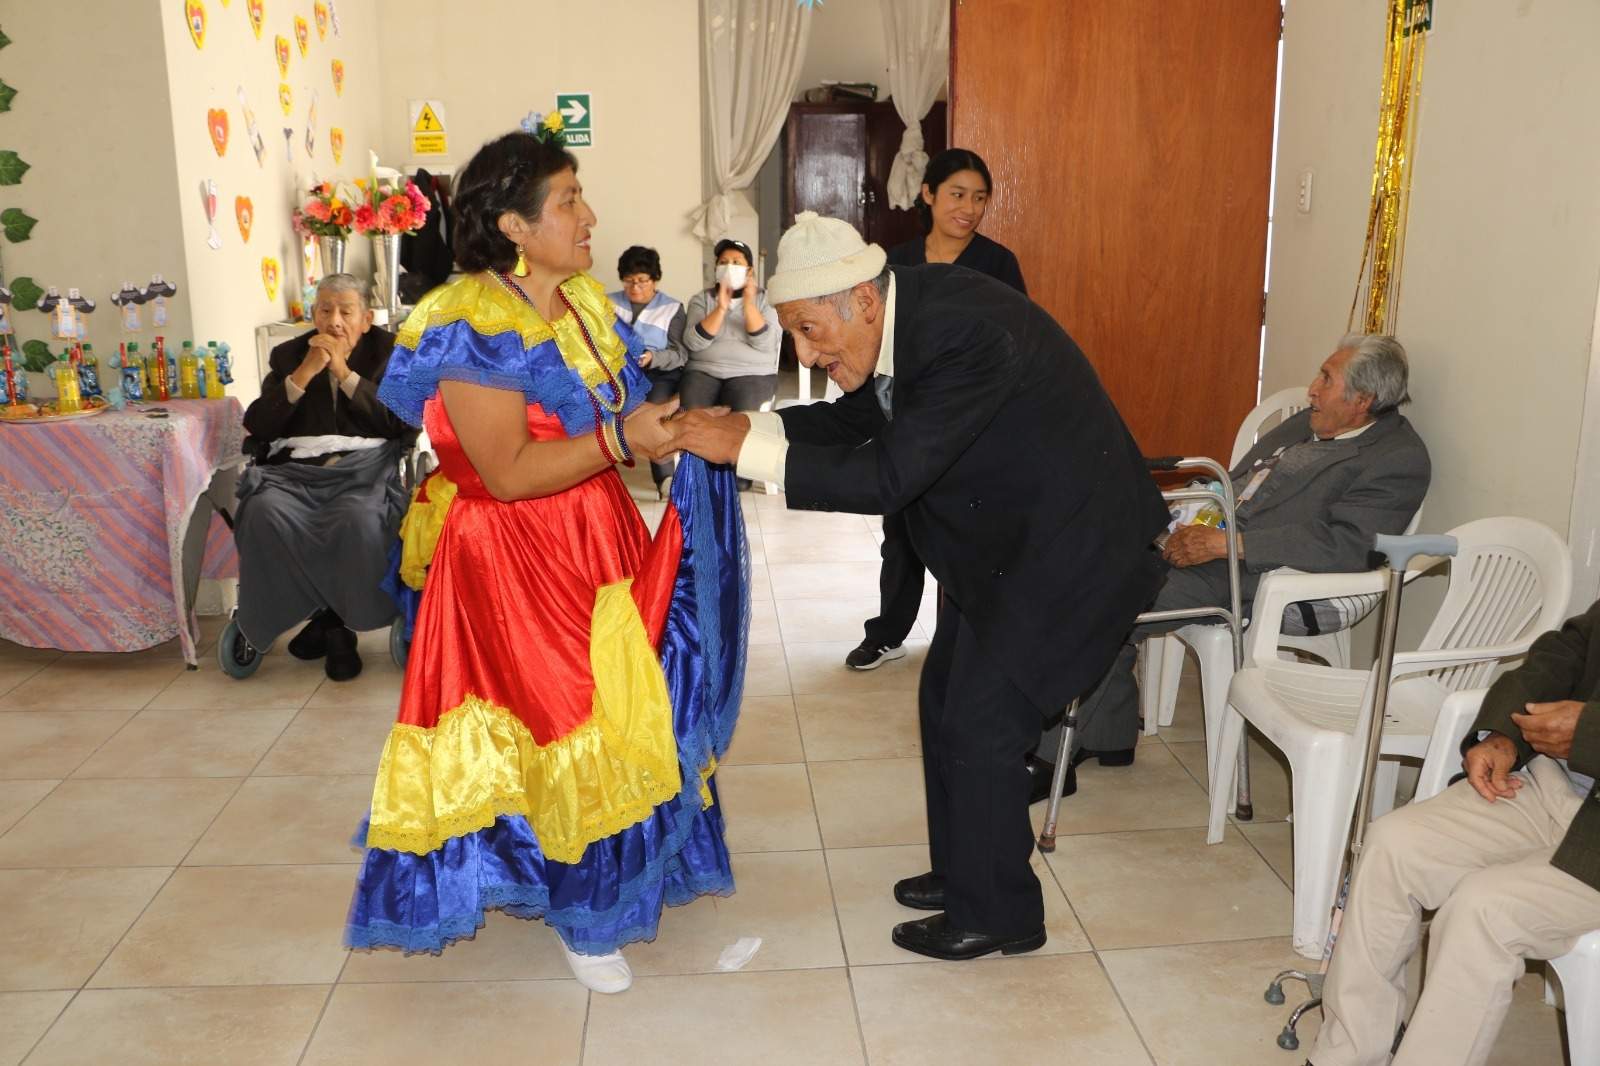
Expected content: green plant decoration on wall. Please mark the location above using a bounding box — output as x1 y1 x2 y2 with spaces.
9 275 40 309
20 338 50 372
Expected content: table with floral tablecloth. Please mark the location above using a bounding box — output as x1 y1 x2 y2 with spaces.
0 399 244 664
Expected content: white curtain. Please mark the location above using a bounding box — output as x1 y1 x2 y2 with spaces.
693 0 813 241
881 0 950 211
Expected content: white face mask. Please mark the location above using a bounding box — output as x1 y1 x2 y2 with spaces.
716 262 749 291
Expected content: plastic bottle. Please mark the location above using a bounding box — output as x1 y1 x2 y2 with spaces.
54 360 82 414
178 341 200 399
201 347 220 396
151 336 171 401
119 342 143 403
78 344 102 399
1192 480 1228 529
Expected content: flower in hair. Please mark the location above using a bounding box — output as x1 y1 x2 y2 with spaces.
519 111 568 148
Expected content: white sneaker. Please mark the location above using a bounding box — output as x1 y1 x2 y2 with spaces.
658 474 674 501
561 943 633 994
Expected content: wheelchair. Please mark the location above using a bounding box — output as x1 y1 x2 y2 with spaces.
216 431 435 679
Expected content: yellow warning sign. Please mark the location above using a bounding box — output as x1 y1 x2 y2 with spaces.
409 99 447 156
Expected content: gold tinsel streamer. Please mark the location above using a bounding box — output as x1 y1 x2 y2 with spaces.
1349 0 1429 335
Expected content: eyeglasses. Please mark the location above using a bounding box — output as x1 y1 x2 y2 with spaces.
621 277 654 287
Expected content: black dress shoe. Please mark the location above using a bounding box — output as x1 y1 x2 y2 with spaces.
892 913 1047 961
323 626 363 681
893 873 946 911
1072 745 1136 768
1025 752 1076 805
287 609 341 661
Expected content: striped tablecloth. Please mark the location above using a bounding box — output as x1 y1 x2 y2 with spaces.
0 399 244 664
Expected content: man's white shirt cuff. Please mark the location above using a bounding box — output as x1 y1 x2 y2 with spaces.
735 409 789 487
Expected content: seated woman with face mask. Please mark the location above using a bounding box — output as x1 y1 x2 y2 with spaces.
680 238 781 417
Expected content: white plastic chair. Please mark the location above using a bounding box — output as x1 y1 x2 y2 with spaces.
1416 687 1600 1064
1210 516 1572 957
1141 388 1305 744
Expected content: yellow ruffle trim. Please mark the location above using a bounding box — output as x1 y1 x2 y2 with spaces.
395 271 629 398
366 579 689 862
398 472 457 590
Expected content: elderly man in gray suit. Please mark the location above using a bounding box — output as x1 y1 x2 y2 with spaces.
1032 334 1432 797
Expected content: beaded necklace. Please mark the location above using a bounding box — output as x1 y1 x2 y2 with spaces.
491 269 627 415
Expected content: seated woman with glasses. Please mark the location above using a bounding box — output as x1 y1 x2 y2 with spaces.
608 245 687 496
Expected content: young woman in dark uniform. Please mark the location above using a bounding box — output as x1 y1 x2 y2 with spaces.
847 148 1028 670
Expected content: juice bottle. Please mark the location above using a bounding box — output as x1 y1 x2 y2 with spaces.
54 360 82 414
78 344 102 398
178 341 200 399
202 345 221 398
151 336 171 401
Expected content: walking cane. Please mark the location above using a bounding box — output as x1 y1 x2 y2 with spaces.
1265 531 1458 1052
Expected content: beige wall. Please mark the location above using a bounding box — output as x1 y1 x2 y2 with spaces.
374 0 705 305
0 2 191 395
158 0 386 407
1265 1 1600 634
794 0 888 100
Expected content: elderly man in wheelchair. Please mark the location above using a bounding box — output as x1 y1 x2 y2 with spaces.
1030 334 1432 799
227 274 414 681
1306 597 1600 1066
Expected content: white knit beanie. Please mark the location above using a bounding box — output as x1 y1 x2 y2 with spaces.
766 211 888 306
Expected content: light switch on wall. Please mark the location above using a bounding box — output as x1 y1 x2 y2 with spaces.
1297 169 1314 214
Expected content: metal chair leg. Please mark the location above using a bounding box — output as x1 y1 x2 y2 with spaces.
1037 700 1079 853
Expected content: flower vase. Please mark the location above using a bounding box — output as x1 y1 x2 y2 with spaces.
316 234 348 277
371 233 402 323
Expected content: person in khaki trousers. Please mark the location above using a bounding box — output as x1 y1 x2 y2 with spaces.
1309 599 1600 1066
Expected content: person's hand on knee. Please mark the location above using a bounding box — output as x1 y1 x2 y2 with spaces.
1464 733 1523 802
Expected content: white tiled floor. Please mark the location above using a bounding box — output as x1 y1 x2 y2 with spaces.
0 490 1573 1064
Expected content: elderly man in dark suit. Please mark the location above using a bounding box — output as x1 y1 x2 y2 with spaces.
238 273 411 680
1307 599 1600 1066
669 211 1169 960
1034 334 1433 796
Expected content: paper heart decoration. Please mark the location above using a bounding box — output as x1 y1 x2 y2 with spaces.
293 15 309 56
274 34 290 77
186 0 207 48
329 126 344 164
206 108 229 156
261 257 280 301
278 83 293 115
246 0 264 37
330 58 344 96
235 196 253 242
313 1 329 39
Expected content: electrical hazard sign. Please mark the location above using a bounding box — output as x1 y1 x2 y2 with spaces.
409 99 447 156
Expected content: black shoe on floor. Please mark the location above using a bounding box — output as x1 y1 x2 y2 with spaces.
891 913 1047 961
893 873 947 912
1026 752 1076 805
845 640 907 670
323 626 363 682
287 609 342 661
1070 745 1137 769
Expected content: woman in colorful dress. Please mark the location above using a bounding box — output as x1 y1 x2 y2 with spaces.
345 126 750 995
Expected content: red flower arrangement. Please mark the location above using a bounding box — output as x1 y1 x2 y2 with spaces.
354 180 430 237
291 181 356 238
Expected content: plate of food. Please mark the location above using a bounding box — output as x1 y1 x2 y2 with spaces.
0 398 111 424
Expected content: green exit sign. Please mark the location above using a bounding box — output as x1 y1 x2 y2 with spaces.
556 92 593 147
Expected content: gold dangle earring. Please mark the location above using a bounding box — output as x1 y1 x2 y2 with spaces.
513 244 529 277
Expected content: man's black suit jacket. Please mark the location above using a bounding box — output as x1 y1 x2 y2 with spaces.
242 327 409 455
778 264 1170 713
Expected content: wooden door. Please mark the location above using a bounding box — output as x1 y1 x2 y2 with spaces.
785 106 868 235
951 0 1280 461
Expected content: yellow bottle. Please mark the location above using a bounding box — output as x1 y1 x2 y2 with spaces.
202 349 221 398
53 362 82 414
178 341 200 399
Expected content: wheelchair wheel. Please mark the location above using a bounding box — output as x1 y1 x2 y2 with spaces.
389 616 410 669
218 617 263 678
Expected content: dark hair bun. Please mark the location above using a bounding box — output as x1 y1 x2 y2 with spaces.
451 132 578 273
